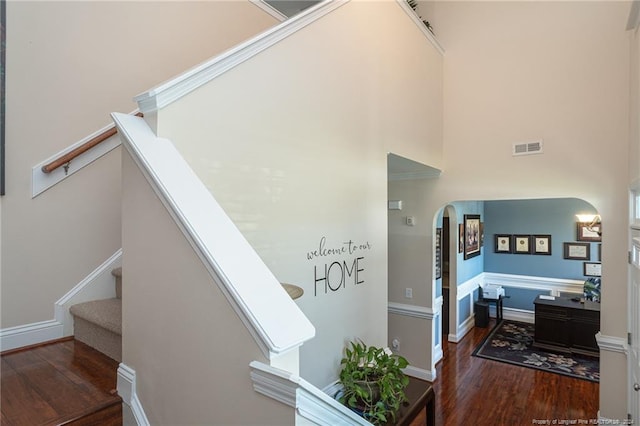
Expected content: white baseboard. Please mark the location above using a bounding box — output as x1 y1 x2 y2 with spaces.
118 363 150 426
56 249 122 336
0 249 121 352
0 320 63 352
449 315 475 343
403 365 436 382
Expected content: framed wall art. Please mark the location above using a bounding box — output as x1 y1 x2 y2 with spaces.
563 242 590 260
494 234 512 253
513 235 531 254
583 262 602 277
464 214 481 260
458 223 464 254
577 222 601 242
533 235 552 255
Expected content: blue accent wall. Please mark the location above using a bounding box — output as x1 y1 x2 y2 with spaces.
484 198 597 280
502 287 549 311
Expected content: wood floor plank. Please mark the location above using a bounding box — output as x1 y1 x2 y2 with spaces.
0 357 59 426
410 320 599 426
1 338 122 426
35 340 118 394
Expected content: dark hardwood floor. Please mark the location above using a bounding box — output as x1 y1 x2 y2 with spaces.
1 337 121 426
411 320 599 426
1 322 598 426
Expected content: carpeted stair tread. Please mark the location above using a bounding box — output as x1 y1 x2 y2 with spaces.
70 298 121 336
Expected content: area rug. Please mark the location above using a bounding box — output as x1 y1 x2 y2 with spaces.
472 320 599 382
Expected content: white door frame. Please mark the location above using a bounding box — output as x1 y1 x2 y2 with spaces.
629 188 640 423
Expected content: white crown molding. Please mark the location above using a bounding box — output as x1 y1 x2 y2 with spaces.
117 363 151 426
395 0 445 55
595 332 628 355
250 0 287 21
249 361 369 425
113 113 314 359
134 0 348 113
388 302 435 320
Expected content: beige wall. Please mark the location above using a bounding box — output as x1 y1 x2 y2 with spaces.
1 1 277 328
631 21 640 183
388 0 630 418
149 0 443 388
122 151 292 425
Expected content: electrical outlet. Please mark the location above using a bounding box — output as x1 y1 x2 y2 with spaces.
392 338 400 351
405 288 413 299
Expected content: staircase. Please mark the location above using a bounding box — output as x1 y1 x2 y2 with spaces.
70 267 122 361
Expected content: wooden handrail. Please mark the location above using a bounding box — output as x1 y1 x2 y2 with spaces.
41 112 143 174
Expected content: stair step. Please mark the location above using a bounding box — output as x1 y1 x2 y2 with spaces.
70 299 122 335
70 298 121 361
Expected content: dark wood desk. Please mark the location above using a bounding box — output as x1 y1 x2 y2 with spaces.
385 376 435 426
533 296 600 357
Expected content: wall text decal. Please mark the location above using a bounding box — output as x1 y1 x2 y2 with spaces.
307 237 372 296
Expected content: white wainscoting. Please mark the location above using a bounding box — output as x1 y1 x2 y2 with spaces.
387 301 439 381
449 275 481 343
483 272 584 323
483 272 584 296
448 272 586 341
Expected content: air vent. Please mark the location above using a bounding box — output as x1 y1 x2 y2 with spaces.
513 140 543 156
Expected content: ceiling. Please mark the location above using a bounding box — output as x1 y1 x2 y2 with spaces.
265 0 322 17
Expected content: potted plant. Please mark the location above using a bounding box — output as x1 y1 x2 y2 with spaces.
338 340 410 424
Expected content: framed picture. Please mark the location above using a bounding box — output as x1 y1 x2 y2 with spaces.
513 235 531 254
583 262 602 277
480 222 484 246
563 242 591 260
458 224 464 253
494 234 512 253
577 222 602 242
464 214 481 260
533 235 552 255
435 228 442 280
